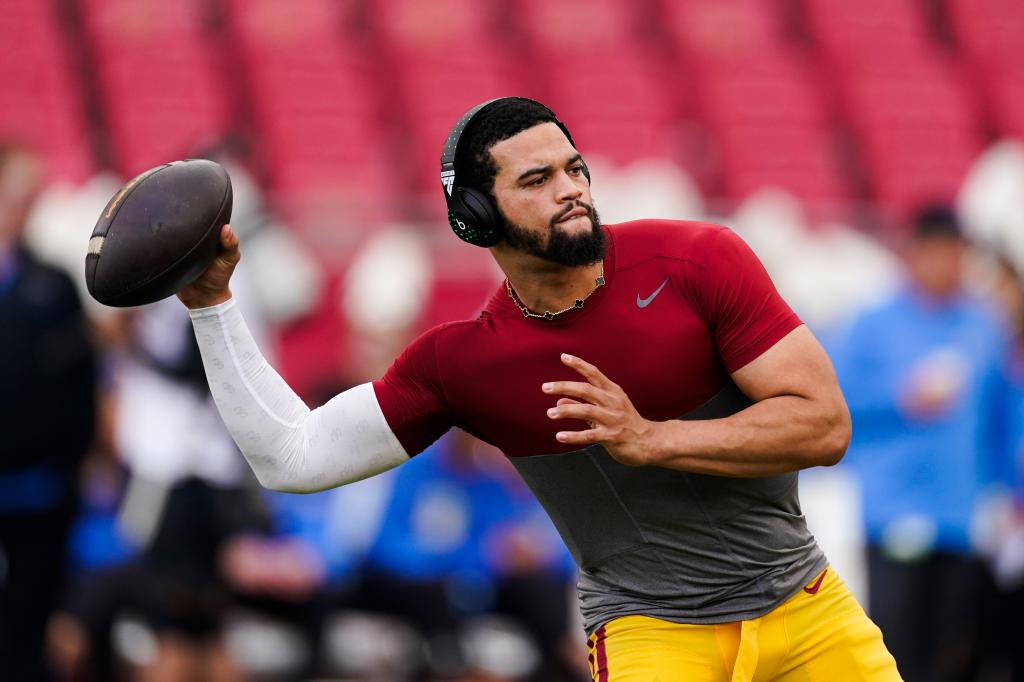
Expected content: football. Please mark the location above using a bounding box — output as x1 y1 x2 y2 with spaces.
85 159 232 307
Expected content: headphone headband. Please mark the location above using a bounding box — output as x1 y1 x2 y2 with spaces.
440 97 585 248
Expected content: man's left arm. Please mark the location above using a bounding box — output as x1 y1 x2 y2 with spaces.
545 324 851 477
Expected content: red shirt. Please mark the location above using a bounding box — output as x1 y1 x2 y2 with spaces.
374 219 801 458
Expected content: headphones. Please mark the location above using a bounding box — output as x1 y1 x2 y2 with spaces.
440 97 590 248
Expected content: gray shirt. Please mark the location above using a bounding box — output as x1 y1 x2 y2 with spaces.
512 382 827 634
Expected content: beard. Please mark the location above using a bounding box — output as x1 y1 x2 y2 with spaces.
500 200 606 267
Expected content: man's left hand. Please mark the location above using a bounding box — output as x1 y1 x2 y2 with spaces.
543 353 658 466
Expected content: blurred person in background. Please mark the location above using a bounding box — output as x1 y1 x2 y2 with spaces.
986 256 1024 681
0 142 98 681
360 429 582 681
65 295 273 682
831 205 1015 682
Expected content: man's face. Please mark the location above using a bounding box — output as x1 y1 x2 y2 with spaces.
907 235 966 298
488 122 604 266
0 151 42 246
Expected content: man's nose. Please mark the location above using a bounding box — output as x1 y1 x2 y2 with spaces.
554 171 583 202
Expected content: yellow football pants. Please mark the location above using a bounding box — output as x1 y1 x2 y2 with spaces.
586 567 902 682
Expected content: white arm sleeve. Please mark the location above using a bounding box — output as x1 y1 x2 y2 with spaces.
188 298 409 492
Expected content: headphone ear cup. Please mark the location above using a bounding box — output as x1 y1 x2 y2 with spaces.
448 187 502 247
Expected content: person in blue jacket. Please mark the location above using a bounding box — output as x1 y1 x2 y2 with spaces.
830 206 1015 682
985 254 1024 681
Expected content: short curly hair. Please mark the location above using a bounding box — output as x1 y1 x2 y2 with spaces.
454 98 574 197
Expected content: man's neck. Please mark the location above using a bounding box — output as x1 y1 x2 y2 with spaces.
492 245 604 314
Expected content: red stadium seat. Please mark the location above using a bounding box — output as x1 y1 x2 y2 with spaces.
225 0 388 216
226 0 355 49
697 57 828 128
510 0 684 169
0 0 94 181
81 0 232 175
838 60 983 215
985 67 1024 140
947 0 1024 67
380 3 525 198
799 0 986 216
862 127 980 214
515 0 641 53
371 0 502 49
802 0 935 62
714 125 851 206
946 0 1024 140
657 0 787 62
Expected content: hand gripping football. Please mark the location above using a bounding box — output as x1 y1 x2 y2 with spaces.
85 159 233 307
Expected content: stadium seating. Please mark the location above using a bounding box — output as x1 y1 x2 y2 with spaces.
225 0 393 224
78 0 231 177
946 0 1024 140
799 0 984 217
514 0 681 168
0 0 93 182
10 0 1016 229
658 0 789 63
658 1 847 209
374 0 523 205
802 0 936 65
832 54 982 217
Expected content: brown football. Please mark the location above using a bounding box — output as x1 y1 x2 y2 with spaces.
85 159 232 307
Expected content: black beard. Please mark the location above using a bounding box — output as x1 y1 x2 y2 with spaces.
500 200 606 267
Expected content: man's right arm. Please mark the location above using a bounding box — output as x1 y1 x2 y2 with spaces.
180 226 409 492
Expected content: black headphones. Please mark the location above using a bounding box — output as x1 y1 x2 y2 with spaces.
440 97 590 248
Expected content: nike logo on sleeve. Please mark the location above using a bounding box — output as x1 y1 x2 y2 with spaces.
637 277 670 308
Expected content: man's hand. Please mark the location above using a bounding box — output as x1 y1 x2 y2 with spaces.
543 353 659 466
177 223 240 309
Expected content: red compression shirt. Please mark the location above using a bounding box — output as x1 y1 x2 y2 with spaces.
373 219 801 458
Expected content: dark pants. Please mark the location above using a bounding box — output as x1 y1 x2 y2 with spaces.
867 546 991 682
347 570 584 681
983 578 1024 682
0 503 75 682
69 477 266 680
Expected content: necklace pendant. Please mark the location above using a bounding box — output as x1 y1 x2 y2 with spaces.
596 275 606 287
522 308 531 318
574 299 584 308
543 311 554 320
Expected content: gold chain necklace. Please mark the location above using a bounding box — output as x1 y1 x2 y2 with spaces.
506 271 606 320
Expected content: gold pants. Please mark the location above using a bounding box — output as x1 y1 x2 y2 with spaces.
587 567 902 682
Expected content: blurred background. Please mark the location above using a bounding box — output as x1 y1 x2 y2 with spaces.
1 0 1023 680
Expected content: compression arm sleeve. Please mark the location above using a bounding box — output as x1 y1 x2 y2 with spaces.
188 298 409 493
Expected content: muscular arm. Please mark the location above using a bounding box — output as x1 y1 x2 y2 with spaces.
649 325 850 476
546 325 851 477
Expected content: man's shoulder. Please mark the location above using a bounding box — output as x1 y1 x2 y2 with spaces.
608 219 728 269
404 316 491 362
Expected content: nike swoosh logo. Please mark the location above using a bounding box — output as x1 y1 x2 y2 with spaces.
636 277 670 308
803 569 827 595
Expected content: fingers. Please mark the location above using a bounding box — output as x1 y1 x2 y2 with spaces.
555 428 602 445
546 402 612 424
559 353 617 390
219 224 241 264
556 398 580 407
220 223 236 246
542 380 606 403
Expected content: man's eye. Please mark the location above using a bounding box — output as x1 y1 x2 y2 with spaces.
529 176 547 186
569 165 583 175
